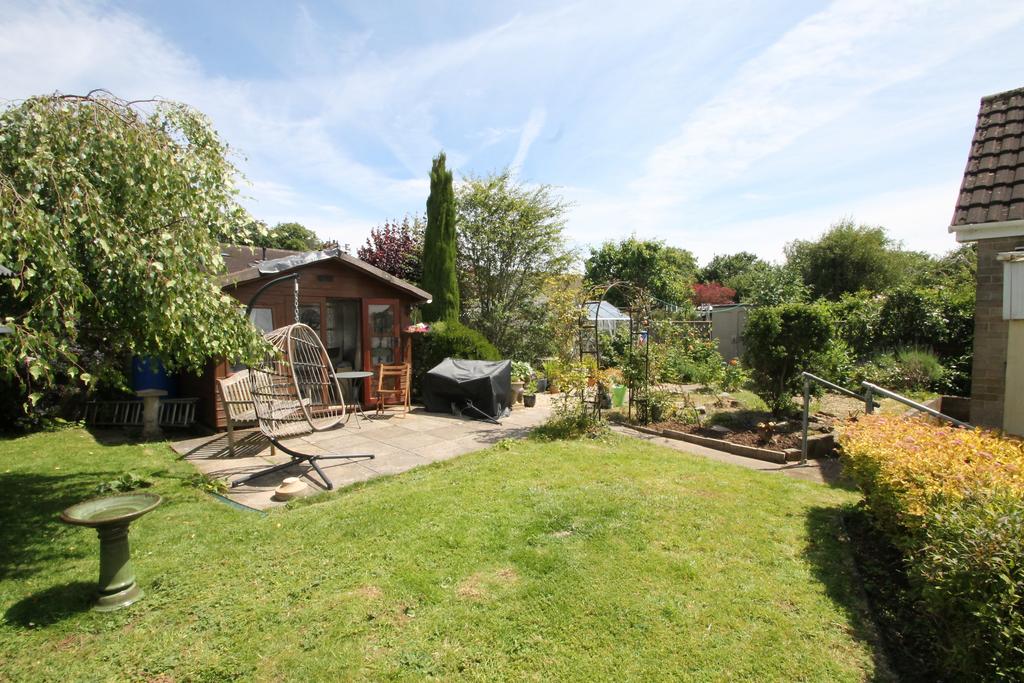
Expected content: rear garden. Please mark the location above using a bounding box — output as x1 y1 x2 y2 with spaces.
1 428 881 681
3 91 1023 681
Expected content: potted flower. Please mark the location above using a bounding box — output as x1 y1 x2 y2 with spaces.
510 361 532 404
542 359 563 394
522 380 537 408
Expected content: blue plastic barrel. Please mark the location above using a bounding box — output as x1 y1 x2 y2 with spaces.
131 357 177 396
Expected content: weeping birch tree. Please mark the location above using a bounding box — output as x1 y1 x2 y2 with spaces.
0 91 267 410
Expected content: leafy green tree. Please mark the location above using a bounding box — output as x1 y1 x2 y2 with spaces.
0 92 267 406
743 303 833 415
785 220 903 300
253 222 322 251
421 152 459 322
699 251 761 285
729 262 809 305
584 237 697 309
911 244 977 291
456 170 575 359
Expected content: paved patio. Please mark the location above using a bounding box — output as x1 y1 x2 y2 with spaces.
171 395 554 510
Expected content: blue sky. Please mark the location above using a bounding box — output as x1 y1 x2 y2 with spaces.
3 1 1024 264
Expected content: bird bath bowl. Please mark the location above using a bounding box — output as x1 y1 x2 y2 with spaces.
60 492 161 612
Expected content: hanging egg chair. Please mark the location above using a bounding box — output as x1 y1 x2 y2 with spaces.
255 323 347 434
231 322 373 491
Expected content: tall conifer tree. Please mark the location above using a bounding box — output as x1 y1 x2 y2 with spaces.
421 152 460 321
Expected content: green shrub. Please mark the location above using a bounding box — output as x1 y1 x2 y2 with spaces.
634 389 676 424
654 327 723 385
813 339 855 387
895 348 944 391
840 416 1024 680
534 362 608 439
742 303 832 415
532 410 608 440
96 472 153 495
717 359 749 392
412 320 500 394
878 285 974 362
510 361 533 382
914 492 1024 679
851 348 944 393
826 291 883 360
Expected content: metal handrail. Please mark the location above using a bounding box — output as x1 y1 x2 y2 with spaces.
798 372 973 467
802 372 870 402
860 382 972 429
800 372 876 466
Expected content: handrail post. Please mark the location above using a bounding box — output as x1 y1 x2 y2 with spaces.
864 387 874 415
800 376 810 466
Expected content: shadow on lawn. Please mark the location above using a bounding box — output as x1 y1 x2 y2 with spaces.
4 581 95 627
803 505 898 683
0 469 122 582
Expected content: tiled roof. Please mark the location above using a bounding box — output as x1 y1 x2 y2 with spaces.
952 86 1024 226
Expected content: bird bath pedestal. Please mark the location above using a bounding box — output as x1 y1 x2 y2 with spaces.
60 493 161 612
136 389 167 440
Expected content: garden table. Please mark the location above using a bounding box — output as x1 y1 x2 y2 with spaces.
333 370 374 427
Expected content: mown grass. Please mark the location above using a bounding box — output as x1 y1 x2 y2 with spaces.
0 428 887 681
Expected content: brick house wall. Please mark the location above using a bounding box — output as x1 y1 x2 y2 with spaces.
970 235 1024 427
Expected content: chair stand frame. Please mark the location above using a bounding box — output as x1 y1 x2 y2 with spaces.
230 439 373 491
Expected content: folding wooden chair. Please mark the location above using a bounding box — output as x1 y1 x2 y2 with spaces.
375 363 411 417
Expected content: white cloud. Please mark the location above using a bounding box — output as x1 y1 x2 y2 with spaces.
0 1 436 243
511 106 546 174
2 0 1022 260
568 0 1024 255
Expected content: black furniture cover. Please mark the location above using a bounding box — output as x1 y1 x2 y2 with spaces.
421 358 512 419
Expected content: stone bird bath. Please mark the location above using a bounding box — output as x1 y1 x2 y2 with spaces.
60 492 161 612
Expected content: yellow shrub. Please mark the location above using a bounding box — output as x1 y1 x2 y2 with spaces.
838 415 1024 532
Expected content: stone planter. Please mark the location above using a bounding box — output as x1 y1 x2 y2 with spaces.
511 381 525 404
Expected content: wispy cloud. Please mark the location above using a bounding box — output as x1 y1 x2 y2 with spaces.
2 0 1023 260
633 0 1024 214
511 106 546 174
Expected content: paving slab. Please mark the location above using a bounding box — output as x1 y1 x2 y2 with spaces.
170 395 554 510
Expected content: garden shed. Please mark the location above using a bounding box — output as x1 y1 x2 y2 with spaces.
701 304 750 361
178 245 431 429
949 85 1024 435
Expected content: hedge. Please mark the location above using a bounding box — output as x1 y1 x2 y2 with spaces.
840 415 1024 679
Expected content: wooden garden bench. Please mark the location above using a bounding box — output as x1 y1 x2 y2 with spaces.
217 370 273 457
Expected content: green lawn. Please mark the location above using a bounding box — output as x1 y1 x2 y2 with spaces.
0 428 887 681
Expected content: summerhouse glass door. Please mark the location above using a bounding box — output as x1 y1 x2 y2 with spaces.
363 299 400 401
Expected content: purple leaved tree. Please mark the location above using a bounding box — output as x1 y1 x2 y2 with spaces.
357 215 425 285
